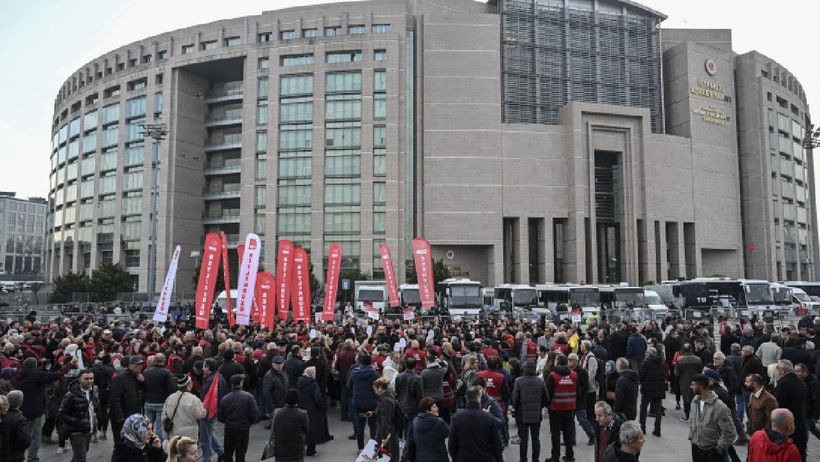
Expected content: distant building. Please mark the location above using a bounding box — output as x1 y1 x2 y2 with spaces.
45 0 815 290
0 192 47 276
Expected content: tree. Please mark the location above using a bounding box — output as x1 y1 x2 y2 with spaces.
308 262 321 299
88 262 134 302
190 264 226 294
29 281 43 304
405 258 452 285
337 267 370 306
49 271 89 304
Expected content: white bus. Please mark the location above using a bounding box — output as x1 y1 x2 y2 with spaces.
695 278 775 314
492 284 539 313
399 284 421 309
435 278 483 317
537 284 601 318
599 285 646 309
355 281 388 313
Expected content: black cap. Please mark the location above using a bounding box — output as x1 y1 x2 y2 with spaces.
230 374 246 386
128 356 144 366
272 355 285 364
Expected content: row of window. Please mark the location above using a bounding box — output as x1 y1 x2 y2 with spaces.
262 24 391 42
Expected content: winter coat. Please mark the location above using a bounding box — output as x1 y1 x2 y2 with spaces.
592 412 625 462
301 358 329 396
614 369 639 420
688 391 737 453
219 360 246 383
638 355 666 399
421 361 447 400
110 440 166 462
161 391 206 441
58 380 102 434
602 442 639 462
804 373 820 420
626 333 647 362
511 371 549 423
110 369 145 423
746 388 778 435
412 412 450 462
217 389 258 431
283 356 304 387
12 364 70 419
609 330 629 360
375 391 400 459
717 364 739 396
142 365 175 404
773 372 808 443
295 375 331 445
348 364 380 411
395 369 424 415
739 354 767 383
756 341 782 367
270 405 309 461
747 426 801 462
448 403 503 462
675 352 703 403
262 369 288 412
0 408 31 462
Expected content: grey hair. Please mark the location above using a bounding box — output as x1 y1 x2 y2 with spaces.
594 401 613 415
731 343 741 353
616 357 629 370
580 340 592 352
776 359 794 373
742 345 754 354
619 420 643 445
713 351 725 361
567 353 579 361
7 390 23 409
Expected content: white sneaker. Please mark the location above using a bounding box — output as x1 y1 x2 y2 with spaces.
57 446 69 454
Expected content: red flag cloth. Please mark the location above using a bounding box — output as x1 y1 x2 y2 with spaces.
413 238 435 308
255 272 276 330
322 244 342 321
220 232 234 327
202 373 219 420
380 244 400 308
194 234 222 329
276 240 294 320
291 248 311 322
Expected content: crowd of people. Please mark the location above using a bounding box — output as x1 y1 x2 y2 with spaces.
0 307 817 462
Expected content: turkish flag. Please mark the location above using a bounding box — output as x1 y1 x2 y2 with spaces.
748 241 755 253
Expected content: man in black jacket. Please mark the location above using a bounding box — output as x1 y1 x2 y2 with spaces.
109 355 145 446
91 355 115 440
262 356 287 430
511 361 549 462
794 363 820 440
283 346 304 388
270 389 308 462
638 347 665 437
394 356 423 441
12 356 75 462
143 353 175 441
614 357 638 421
448 386 503 462
568 353 595 445
58 369 101 462
773 359 808 462
592 401 625 462
218 374 258 462
220 349 246 383
2 391 32 462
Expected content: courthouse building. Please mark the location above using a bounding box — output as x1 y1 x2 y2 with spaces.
45 0 815 291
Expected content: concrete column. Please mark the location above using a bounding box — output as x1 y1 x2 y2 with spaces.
516 216 529 283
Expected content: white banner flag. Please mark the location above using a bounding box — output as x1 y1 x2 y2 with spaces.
236 234 262 325
153 245 181 322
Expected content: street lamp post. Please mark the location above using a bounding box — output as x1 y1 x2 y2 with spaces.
802 123 820 280
141 121 167 301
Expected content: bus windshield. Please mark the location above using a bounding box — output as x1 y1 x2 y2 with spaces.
771 287 791 304
678 283 709 298
745 284 772 304
451 285 482 306
513 289 538 306
615 290 644 306
570 289 599 306
358 289 384 302
401 289 420 304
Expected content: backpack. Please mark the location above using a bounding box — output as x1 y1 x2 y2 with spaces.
390 397 408 433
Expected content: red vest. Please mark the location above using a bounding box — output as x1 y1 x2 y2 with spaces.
548 370 577 411
525 339 538 363
476 369 506 411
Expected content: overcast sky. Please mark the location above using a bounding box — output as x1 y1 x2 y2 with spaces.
1 0 817 199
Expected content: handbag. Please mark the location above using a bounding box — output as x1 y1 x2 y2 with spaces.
261 411 277 460
162 392 184 434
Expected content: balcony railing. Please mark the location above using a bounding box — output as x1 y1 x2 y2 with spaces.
204 158 242 175
202 208 241 224
205 109 243 127
205 85 243 102
204 133 242 151
203 183 241 200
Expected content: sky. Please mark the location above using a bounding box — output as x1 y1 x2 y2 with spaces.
0 0 817 200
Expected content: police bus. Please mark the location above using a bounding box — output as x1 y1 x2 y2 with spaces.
434 278 483 317
492 284 539 314
537 284 601 318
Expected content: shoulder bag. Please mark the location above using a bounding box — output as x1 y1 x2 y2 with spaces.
261 410 277 460
162 392 184 434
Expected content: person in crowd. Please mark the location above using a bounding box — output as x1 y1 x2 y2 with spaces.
161 375 205 443
57 369 101 462
602 420 644 462
109 356 146 447
143 353 175 442
626 327 647 371
335 339 359 423
448 386 503 462
166 436 198 462
772 359 808 462
739 344 767 423
270 389 309 462
603 359 619 406
410 396 449 462
701 369 743 462
511 360 549 462
348 353 380 451
262 355 287 430
457 356 478 409
746 408 801 462
111 414 166 462
567 353 595 446
92 354 115 440
395 356 424 442
3 390 32 462
283 346 304 389
218 374 257 462
475 356 510 444
675 343 703 421
745 372 778 436
199 359 227 462
614 357 638 421
688 374 737 462
794 362 820 440
756 334 782 368
421 351 447 415
301 346 329 399
546 354 580 462
592 401 625 462
638 347 665 437
296 366 331 456
220 350 247 384
373 376 400 460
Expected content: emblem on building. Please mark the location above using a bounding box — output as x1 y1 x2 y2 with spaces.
705 58 717 76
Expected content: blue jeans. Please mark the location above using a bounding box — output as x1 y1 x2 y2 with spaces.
575 407 595 440
144 402 165 441
199 418 224 462
735 390 749 422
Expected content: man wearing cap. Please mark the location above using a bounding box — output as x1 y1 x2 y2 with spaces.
702 368 744 462
218 374 258 462
688 374 737 462
511 360 548 462
262 355 288 430
162 374 206 442
109 355 145 447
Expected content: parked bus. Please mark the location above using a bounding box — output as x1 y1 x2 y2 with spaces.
599 285 646 309
783 281 820 302
492 284 539 313
434 278 483 317
646 280 712 310
355 281 388 313
399 284 421 310
537 284 601 318
695 278 775 313
769 283 794 313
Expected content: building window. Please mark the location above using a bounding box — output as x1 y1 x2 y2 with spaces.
155 73 163 85
281 54 314 66
127 78 147 91
256 132 268 153
256 155 267 181
224 36 241 46
372 24 391 34
142 55 153 64
201 40 217 50
374 95 386 119
303 28 318 38
280 30 295 40
182 44 194 54
129 58 137 67
374 50 387 61
255 186 266 209
259 57 270 69
325 26 343 37
158 50 168 60
258 76 269 99
349 25 365 35
258 32 272 42
104 85 121 98
326 51 363 64
257 101 268 125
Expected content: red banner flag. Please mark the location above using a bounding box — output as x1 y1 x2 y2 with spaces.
323 243 342 321
235 234 262 326
220 232 234 327
276 240 294 320
194 233 222 329
413 238 435 308
255 272 276 330
380 244 400 308
291 248 311 323
202 371 220 420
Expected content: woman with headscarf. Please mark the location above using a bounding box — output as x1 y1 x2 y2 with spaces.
602 360 619 406
111 414 166 462
296 366 332 456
